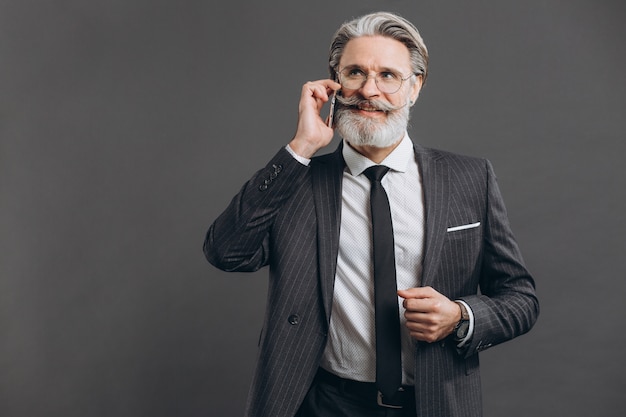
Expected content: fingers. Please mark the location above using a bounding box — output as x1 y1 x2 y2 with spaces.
303 79 341 100
397 286 436 301
398 286 459 343
290 79 341 159
300 80 341 112
398 287 442 314
403 307 453 343
398 286 438 316
297 79 341 121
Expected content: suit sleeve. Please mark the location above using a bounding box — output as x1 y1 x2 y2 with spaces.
203 147 309 272
458 160 539 357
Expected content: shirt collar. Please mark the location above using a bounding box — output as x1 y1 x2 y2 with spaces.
342 133 414 177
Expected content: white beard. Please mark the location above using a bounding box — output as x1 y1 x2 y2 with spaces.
334 97 411 148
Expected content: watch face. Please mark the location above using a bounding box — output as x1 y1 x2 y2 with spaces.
456 321 470 339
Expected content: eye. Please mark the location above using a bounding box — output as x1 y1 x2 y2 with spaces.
345 68 365 78
379 71 400 81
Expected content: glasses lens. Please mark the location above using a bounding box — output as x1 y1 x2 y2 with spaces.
376 72 402 93
339 69 365 90
339 69 403 93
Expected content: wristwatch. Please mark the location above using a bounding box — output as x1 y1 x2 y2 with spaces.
453 301 470 341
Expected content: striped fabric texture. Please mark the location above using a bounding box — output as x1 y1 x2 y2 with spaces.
204 143 538 417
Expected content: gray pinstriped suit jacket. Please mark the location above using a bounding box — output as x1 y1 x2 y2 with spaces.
204 142 539 417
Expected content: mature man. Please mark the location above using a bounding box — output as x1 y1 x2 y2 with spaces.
204 11 538 417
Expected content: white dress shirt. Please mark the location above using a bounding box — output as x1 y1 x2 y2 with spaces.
286 134 473 386
319 134 424 385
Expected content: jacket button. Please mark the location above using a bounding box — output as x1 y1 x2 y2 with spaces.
259 184 268 191
288 314 300 325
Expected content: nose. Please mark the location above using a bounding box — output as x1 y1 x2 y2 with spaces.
359 75 380 98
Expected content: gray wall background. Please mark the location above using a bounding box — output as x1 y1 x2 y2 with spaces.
1 1 625 416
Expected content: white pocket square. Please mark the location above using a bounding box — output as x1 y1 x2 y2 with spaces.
447 222 481 232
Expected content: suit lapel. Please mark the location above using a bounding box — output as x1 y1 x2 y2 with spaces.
310 143 448 317
310 145 345 323
414 145 449 287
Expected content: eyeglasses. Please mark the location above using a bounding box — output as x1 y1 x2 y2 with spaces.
337 67 418 94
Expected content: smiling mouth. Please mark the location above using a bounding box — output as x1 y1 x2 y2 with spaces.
351 104 387 114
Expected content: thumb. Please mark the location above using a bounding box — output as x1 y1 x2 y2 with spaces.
398 288 419 299
397 286 432 299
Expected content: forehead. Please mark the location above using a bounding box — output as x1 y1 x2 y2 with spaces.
339 35 412 71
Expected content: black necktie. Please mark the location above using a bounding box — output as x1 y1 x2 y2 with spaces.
363 165 402 400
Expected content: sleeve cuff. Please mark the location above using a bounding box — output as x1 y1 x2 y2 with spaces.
285 144 311 166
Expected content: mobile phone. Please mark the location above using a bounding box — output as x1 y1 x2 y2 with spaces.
327 90 337 128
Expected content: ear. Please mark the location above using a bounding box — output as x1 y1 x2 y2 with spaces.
409 74 423 105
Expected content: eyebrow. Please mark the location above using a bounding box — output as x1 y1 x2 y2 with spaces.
340 64 404 74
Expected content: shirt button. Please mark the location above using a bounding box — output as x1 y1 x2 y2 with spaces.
288 314 300 325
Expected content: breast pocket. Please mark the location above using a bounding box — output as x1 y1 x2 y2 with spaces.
441 222 483 277
446 222 481 241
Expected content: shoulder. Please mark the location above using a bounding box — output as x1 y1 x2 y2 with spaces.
415 144 491 174
416 144 486 164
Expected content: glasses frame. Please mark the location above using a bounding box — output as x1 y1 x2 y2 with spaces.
336 66 419 94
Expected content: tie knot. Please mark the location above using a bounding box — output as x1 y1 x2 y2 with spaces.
363 165 390 183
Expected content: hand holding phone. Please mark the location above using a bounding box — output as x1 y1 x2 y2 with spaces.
289 79 341 159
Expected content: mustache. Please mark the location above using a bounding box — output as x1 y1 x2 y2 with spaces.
335 94 407 112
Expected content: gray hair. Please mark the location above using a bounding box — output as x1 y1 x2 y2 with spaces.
328 12 429 84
